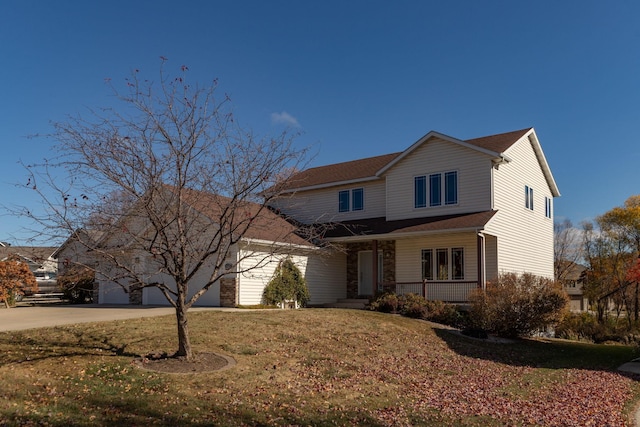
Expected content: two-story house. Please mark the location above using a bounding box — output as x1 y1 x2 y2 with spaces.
272 127 559 303
84 127 559 307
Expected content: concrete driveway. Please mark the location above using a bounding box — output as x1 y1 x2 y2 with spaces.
0 304 238 332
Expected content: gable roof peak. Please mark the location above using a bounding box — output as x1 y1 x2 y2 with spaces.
280 127 540 192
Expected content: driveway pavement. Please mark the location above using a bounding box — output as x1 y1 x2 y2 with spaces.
0 304 239 332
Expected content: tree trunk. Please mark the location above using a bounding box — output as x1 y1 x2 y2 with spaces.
174 301 193 360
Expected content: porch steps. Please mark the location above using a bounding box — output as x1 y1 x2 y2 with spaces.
324 298 370 310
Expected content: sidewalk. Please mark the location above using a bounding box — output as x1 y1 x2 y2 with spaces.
0 304 238 332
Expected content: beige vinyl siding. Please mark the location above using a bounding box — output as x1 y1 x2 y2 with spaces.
485 133 554 278
304 251 347 303
271 180 386 224
142 259 221 307
237 246 346 305
484 234 498 282
395 233 478 282
384 138 493 221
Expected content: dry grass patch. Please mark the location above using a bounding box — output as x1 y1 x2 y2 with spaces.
0 309 639 426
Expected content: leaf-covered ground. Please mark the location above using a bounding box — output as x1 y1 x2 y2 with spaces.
0 309 639 426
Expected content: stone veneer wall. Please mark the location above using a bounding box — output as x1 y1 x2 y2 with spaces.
220 278 238 307
346 240 396 298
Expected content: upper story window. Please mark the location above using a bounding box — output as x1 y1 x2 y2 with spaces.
525 185 534 210
545 196 552 218
414 176 427 208
415 171 458 208
339 188 364 212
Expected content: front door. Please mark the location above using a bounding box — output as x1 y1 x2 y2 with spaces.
358 251 383 296
358 251 373 296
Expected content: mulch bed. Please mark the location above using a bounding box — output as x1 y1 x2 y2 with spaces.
133 352 236 374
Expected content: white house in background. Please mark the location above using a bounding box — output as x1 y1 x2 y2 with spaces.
80 127 558 307
272 127 560 302
0 246 59 293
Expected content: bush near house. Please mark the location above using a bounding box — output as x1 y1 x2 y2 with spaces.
57 266 95 304
370 293 465 327
555 312 640 344
468 272 569 338
262 258 310 308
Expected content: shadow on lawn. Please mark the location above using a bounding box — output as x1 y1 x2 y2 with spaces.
0 326 142 366
433 326 640 375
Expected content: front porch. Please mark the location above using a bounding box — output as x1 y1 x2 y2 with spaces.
344 233 491 304
384 280 480 303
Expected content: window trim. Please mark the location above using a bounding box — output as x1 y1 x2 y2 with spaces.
415 170 458 209
421 247 465 281
339 188 364 213
525 185 534 211
352 188 364 211
338 190 350 213
545 196 552 218
414 176 427 208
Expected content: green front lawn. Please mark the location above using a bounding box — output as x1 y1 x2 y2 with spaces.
1 309 639 426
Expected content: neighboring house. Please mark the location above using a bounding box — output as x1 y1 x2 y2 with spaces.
79 127 559 307
52 229 104 300
556 261 588 311
272 127 560 303
0 246 58 293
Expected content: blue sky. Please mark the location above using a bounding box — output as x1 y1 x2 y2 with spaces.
1 1 639 244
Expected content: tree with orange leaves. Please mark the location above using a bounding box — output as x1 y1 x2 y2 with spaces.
0 260 37 308
583 195 640 323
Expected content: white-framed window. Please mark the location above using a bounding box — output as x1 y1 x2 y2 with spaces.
415 171 458 208
421 247 464 280
525 185 534 210
339 188 364 212
545 196 552 218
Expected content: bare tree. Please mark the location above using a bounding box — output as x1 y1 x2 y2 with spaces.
22 60 309 360
553 219 583 281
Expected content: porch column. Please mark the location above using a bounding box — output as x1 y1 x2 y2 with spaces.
372 239 379 296
477 233 485 290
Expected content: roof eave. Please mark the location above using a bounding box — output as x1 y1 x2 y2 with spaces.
324 226 488 243
279 176 381 194
523 129 561 197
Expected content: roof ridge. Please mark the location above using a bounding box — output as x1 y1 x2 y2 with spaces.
279 128 532 192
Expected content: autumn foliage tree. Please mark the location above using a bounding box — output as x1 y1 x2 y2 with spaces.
23 59 309 360
0 260 37 308
583 195 640 324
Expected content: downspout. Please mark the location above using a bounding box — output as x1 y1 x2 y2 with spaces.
477 232 486 290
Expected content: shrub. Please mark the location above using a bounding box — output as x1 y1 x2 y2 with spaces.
424 300 464 327
370 292 464 325
262 258 310 307
369 293 400 313
58 267 95 304
555 312 599 341
555 312 640 344
399 293 428 318
468 273 569 338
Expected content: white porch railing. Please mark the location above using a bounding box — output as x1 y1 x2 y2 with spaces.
388 281 480 303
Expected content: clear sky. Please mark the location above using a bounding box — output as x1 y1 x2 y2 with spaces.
1 1 639 244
